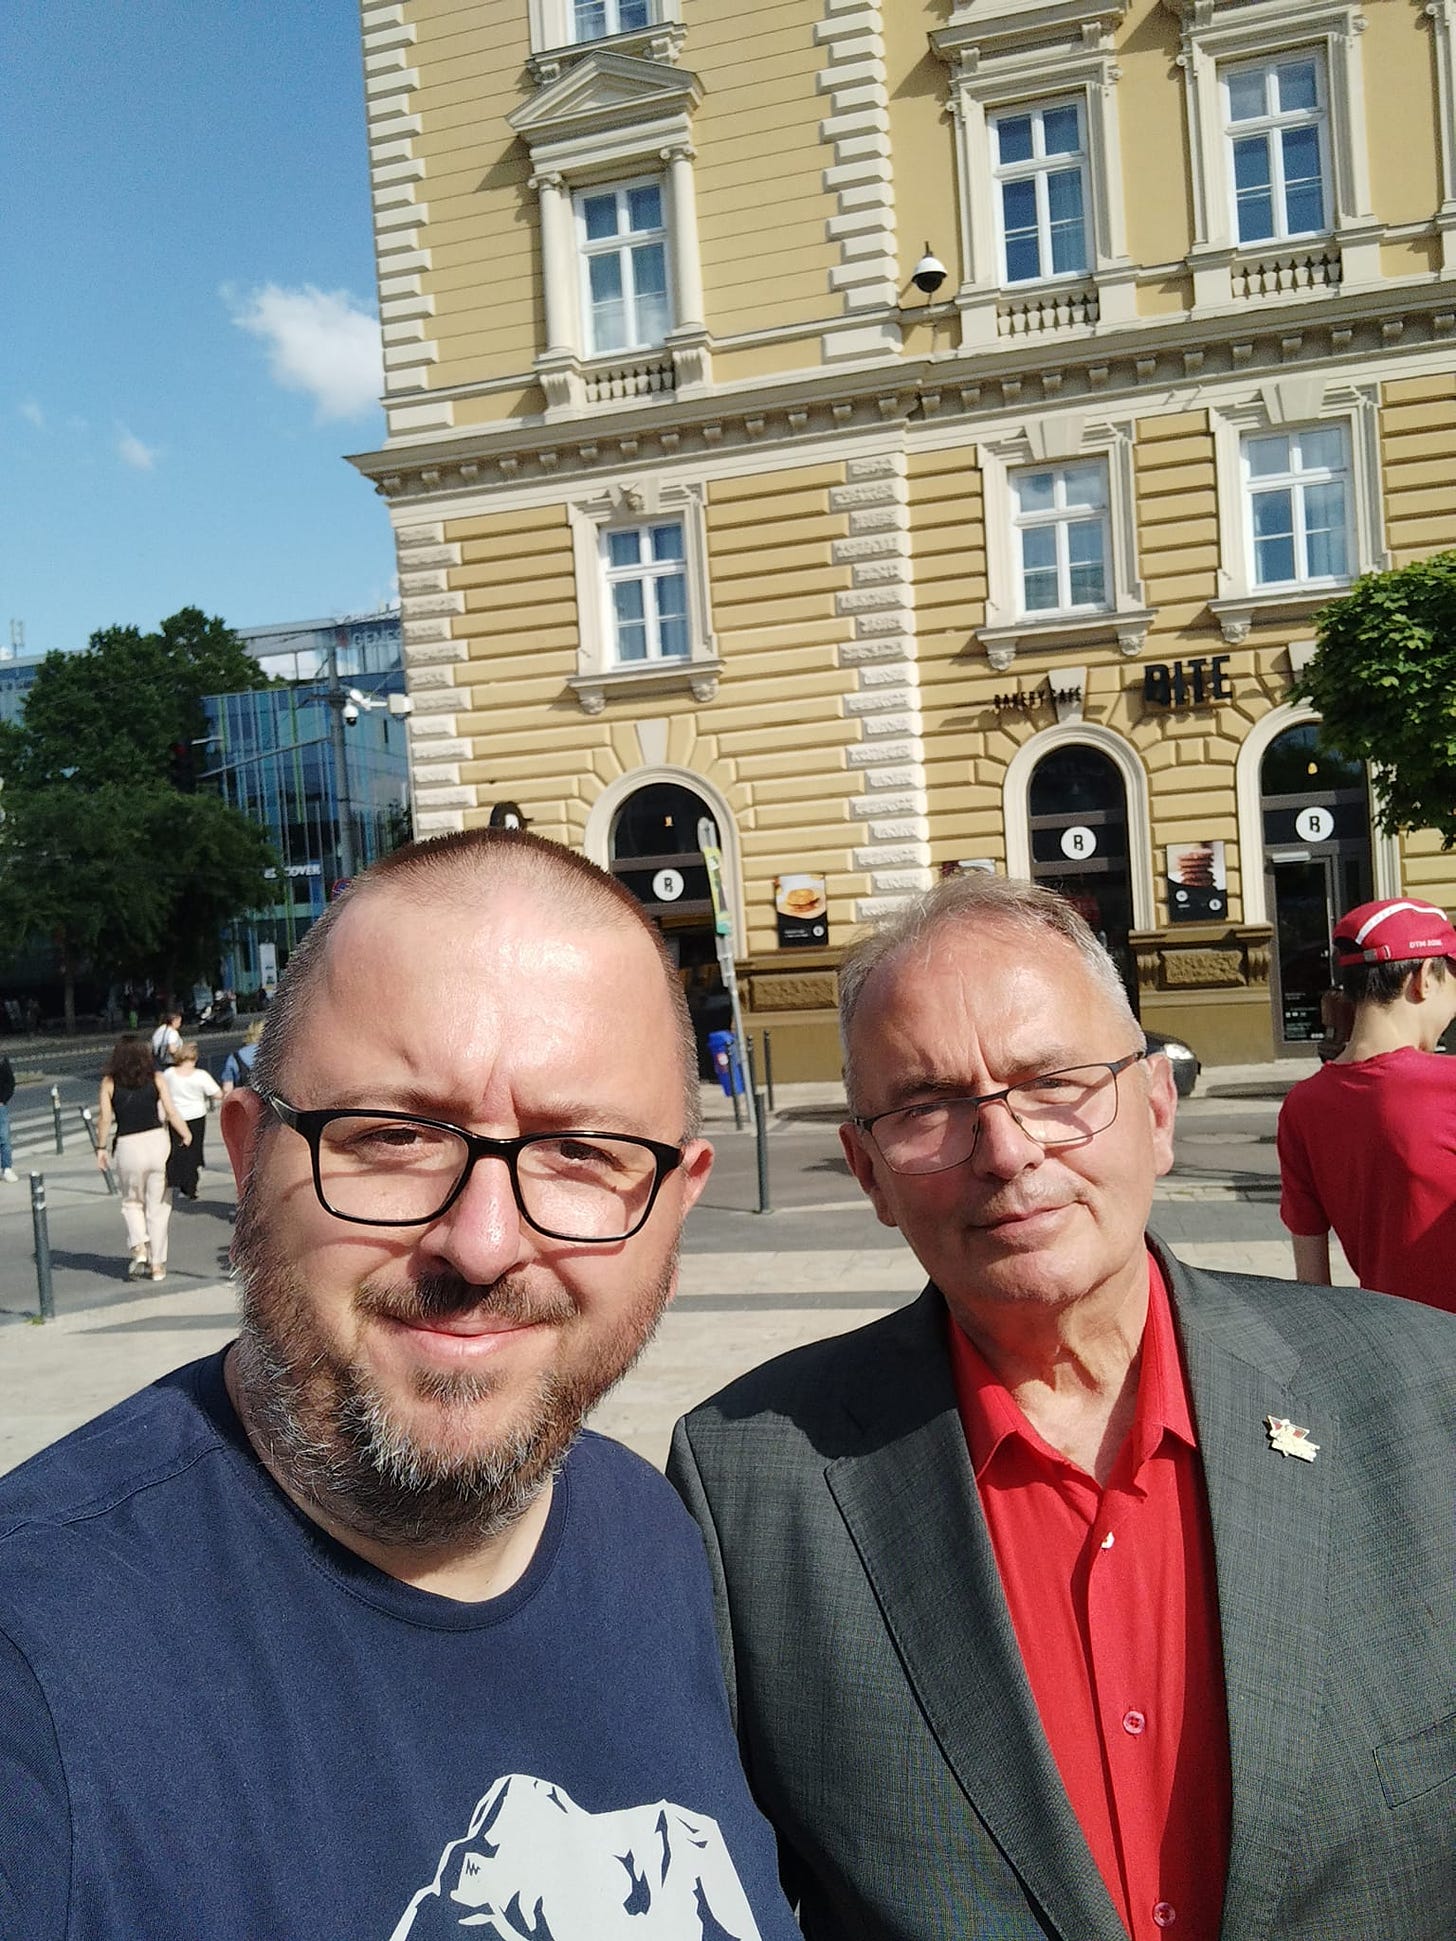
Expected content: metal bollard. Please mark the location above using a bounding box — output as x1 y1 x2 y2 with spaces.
50 1084 64 1154
753 1087 771 1214
728 1038 745 1131
81 1107 118 1195
762 1029 776 1112
30 1173 55 1321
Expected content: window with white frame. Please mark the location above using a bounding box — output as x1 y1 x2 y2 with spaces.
604 521 689 663
1013 462 1110 616
1244 425 1351 589
576 179 672 355
993 99 1090 286
1225 55 1329 246
572 0 651 42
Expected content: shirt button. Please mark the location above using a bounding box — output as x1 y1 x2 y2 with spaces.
1100 1531 1115 1550
1122 1709 1146 1736
1153 1903 1177 1927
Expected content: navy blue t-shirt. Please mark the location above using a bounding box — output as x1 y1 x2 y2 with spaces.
0 1353 800 1940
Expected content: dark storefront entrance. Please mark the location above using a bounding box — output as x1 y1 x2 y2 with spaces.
1027 744 1138 1009
609 781 725 1074
1261 723 1373 1050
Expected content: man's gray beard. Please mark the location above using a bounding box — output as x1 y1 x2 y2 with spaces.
229 1183 675 1553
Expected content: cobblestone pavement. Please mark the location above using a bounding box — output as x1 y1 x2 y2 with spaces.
0 1063 1352 1475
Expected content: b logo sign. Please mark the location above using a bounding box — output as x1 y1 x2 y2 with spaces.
1060 825 1098 860
1294 806 1334 844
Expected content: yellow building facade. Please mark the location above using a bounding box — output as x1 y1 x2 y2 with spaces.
353 0 1456 1073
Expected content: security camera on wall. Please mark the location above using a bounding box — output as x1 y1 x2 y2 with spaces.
341 701 360 726
911 246 947 296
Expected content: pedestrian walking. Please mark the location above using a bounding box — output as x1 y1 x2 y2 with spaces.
0 1053 16 1184
220 1016 265 1093
96 1035 192 1281
149 1010 183 1070
162 1041 221 1199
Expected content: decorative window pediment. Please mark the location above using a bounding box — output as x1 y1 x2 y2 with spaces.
933 1 1130 68
509 51 701 159
510 54 708 418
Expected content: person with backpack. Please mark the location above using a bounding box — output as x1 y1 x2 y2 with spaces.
220 1017 265 1093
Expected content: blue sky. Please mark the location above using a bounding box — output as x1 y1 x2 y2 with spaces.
4 1 396 657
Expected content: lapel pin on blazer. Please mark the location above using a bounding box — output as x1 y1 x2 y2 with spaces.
1265 1415 1320 1462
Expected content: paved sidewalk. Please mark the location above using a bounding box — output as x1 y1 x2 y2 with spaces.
0 1061 1346 1476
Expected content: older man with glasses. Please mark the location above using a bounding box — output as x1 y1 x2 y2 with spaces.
670 871 1456 1941
0 830 801 1941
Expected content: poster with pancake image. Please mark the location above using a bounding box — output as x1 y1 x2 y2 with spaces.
775 873 829 946
1166 840 1227 922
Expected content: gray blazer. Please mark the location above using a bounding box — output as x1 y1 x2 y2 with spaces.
668 1248 1456 1941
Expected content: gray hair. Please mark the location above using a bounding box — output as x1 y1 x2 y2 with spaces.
250 828 701 1139
838 872 1141 1111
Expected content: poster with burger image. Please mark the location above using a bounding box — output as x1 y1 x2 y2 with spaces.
1166 840 1227 922
775 873 829 947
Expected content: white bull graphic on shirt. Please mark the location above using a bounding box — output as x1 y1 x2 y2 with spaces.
390 1772 765 1941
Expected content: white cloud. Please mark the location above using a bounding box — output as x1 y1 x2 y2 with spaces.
229 283 383 421
116 426 158 470
19 399 44 429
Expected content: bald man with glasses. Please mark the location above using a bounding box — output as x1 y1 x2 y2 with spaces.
670 872 1456 1941
0 830 802 1941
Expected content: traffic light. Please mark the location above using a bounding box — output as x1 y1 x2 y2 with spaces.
168 741 198 792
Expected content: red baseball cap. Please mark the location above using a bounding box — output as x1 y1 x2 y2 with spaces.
1332 898 1456 967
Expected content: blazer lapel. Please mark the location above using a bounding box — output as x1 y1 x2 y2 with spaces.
1162 1253 1338 1941
825 1289 1128 1941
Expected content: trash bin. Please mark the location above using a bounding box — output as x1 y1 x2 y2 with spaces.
707 1030 744 1096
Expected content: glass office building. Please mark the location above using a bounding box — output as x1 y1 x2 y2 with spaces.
206 613 412 994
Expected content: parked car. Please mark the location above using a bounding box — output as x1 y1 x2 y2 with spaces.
1144 1028 1200 1098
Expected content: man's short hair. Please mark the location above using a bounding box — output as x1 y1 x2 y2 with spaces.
250 829 701 1137
1338 954 1452 1007
838 872 1140 1111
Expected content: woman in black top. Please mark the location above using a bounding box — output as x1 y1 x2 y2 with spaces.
96 1035 191 1281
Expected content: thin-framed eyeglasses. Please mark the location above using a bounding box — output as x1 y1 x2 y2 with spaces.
852 1050 1148 1177
262 1095 686 1242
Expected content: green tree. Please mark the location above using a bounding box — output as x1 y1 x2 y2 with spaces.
0 609 277 1028
1295 552 1456 847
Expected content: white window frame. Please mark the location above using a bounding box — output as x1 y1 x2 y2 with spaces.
1222 52 1331 248
1207 378 1386 643
567 479 719 712
991 97 1091 288
930 4 1136 346
1012 460 1112 619
576 175 673 356
1242 424 1352 593
1165 0 1378 303
571 0 654 45
527 0 684 74
602 518 691 666
977 415 1152 669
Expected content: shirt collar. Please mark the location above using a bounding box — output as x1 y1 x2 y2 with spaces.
948 1250 1198 1483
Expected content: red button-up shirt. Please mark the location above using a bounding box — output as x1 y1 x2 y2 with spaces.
949 1255 1231 1941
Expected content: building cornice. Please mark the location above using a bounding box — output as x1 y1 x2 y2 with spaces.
348 279 1456 504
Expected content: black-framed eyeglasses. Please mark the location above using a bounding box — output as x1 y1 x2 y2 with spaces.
852 1050 1148 1177
262 1095 686 1242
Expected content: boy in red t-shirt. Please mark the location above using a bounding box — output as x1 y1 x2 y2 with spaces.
1277 897 1456 1312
